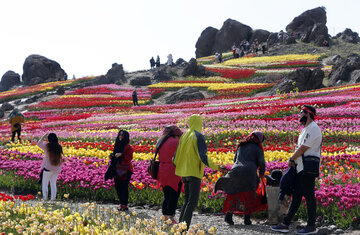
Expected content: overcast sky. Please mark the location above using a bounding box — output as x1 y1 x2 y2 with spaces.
1 0 359 80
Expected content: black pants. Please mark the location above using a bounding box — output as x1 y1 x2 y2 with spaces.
114 171 132 205
11 127 21 142
162 181 182 216
132 97 138 106
283 172 316 227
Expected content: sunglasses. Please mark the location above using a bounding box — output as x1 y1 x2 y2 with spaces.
300 110 308 115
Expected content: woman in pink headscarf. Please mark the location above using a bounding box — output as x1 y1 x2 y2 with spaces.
215 131 267 226
156 125 183 224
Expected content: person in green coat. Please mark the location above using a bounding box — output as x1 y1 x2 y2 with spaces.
173 114 226 229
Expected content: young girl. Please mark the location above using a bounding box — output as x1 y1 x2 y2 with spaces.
37 132 64 201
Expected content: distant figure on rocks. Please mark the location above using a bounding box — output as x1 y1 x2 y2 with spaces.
150 57 156 69
132 89 139 106
167 54 173 66
156 55 161 68
8 108 25 143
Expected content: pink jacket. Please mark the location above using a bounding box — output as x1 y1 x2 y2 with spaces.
157 137 182 192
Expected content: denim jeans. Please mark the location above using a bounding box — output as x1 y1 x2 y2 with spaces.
179 176 201 228
283 172 316 227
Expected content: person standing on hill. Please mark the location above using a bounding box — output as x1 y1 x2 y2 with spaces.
173 114 226 229
132 89 139 106
150 57 156 69
271 105 322 235
156 55 161 68
37 132 64 201
8 108 25 143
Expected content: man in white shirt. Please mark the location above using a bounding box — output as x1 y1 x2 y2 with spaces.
272 105 322 235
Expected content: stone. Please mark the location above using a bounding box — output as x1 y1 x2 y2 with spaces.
195 27 219 58
0 70 21 91
212 19 252 55
270 68 324 94
1 102 14 111
349 70 360 84
267 33 279 47
340 28 360 43
175 58 187 66
105 63 125 83
22 54 67 85
130 76 151 86
0 109 4 118
328 54 360 85
317 228 331 235
285 36 297 45
165 87 204 104
182 58 206 77
56 86 65 95
250 29 271 44
152 68 171 82
286 7 329 45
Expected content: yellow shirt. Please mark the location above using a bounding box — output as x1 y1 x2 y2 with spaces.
9 115 24 132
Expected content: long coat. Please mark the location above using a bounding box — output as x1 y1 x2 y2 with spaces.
215 142 265 195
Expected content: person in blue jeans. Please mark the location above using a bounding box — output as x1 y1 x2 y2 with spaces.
271 105 322 235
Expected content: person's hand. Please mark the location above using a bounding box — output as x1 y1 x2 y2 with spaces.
115 153 122 158
288 159 295 167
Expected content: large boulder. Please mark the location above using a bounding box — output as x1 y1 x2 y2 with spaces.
270 68 324 95
0 70 21 92
105 63 125 83
267 33 279 47
328 54 360 85
22 54 67 85
182 58 206 77
165 87 205 104
1 102 14 111
0 109 4 119
152 67 171 82
286 7 329 46
250 29 271 44
195 27 219 58
211 19 252 55
339 28 360 43
130 76 151 86
349 70 360 84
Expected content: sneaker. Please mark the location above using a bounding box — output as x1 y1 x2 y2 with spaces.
296 226 316 235
271 223 289 233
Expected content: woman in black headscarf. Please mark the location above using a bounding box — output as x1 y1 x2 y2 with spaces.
105 130 134 211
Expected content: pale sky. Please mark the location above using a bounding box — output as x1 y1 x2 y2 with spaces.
1 0 359 80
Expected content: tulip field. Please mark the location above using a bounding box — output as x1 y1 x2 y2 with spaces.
0 53 360 233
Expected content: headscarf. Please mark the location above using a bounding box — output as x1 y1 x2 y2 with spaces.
113 130 130 155
155 125 183 153
238 131 265 150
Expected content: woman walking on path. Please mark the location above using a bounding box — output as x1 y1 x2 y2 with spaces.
106 130 134 211
173 114 226 229
37 132 64 201
8 108 25 143
215 131 267 226
157 125 183 224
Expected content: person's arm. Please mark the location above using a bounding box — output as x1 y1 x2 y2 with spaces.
121 145 134 165
37 132 48 150
288 145 310 167
257 149 266 177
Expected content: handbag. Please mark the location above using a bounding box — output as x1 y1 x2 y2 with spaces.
301 154 320 177
147 152 159 180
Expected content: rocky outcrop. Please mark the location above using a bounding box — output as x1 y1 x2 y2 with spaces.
182 58 206 77
130 76 151 86
267 33 279 47
0 109 4 119
0 71 21 92
165 87 205 104
1 102 14 111
328 54 360 85
350 70 360 84
195 27 219 58
175 58 187 67
250 29 270 44
338 28 360 43
152 68 171 82
286 7 329 46
105 63 125 83
270 68 324 95
22 54 67 85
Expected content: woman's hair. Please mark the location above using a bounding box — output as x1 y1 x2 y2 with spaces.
46 133 63 166
113 130 130 154
237 131 265 150
155 125 183 153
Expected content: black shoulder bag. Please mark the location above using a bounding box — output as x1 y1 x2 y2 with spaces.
302 154 320 177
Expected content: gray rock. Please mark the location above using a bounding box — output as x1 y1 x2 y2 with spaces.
331 55 342 65
195 27 219 58
286 7 329 46
152 68 172 82
165 87 204 104
349 70 360 84
285 36 297 45
212 19 252 55
334 229 344 234
182 58 206 77
317 228 331 235
105 63 125 83
22 54 67 85
130 76 151 86
250 29 271 44
1 102 14 111
0 109 4 118
0 70 21 91
339 28 360 43
267 33 279 47
175 58 187 66
270 68 324 95
56 86 65 95
329 54 360 85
